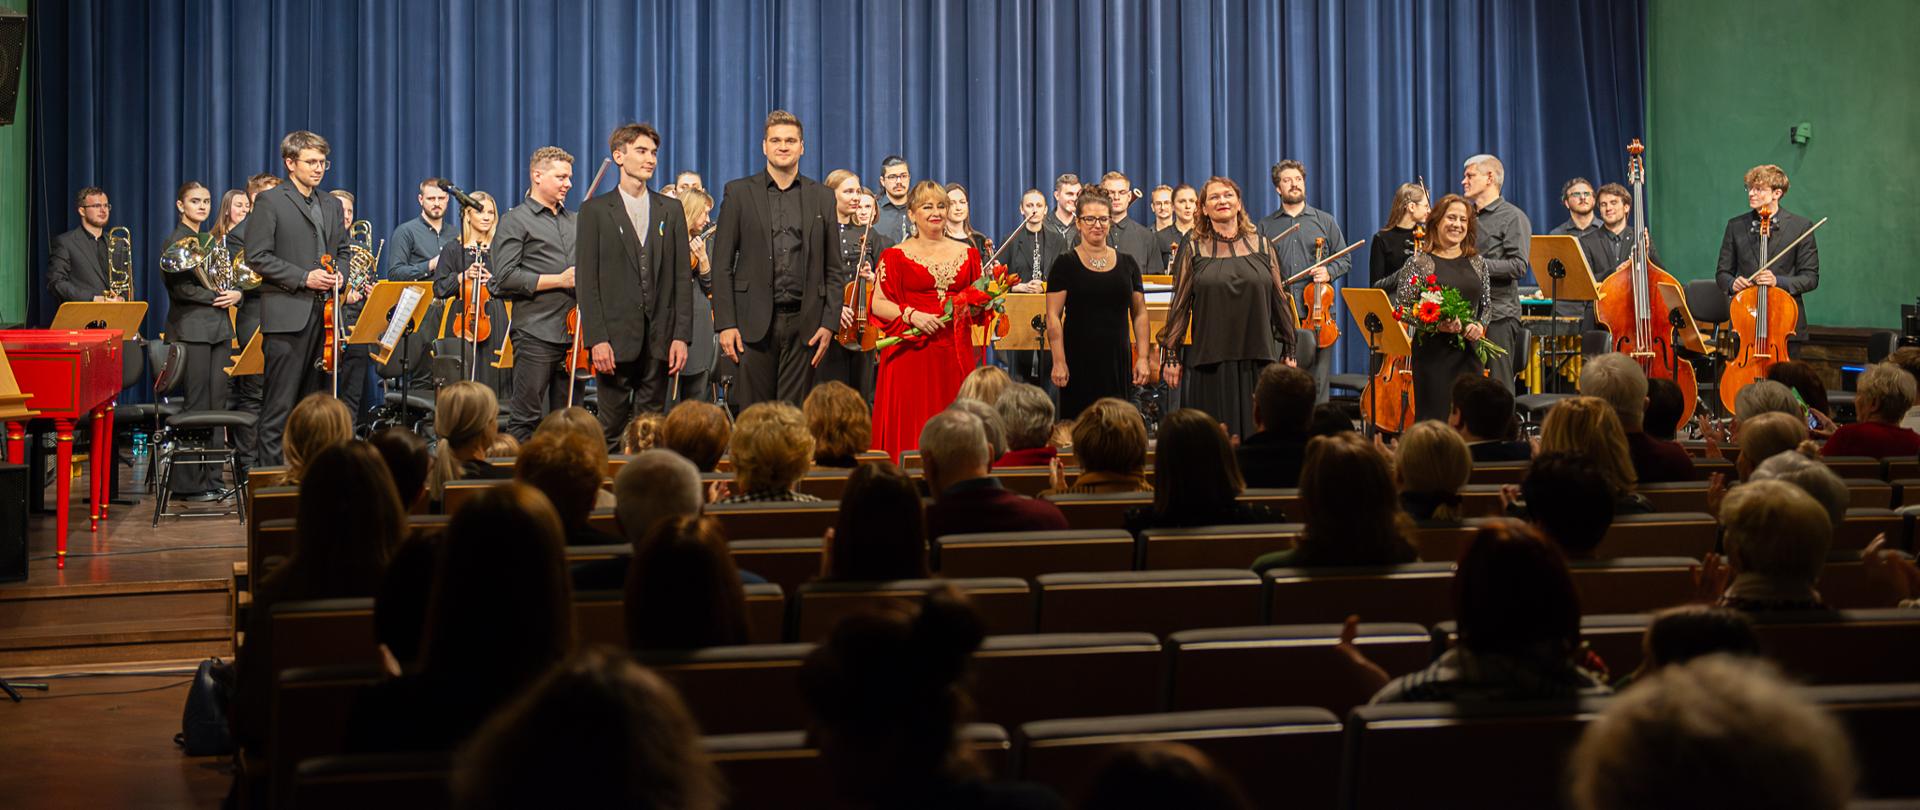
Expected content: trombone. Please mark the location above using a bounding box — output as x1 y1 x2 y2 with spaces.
105 225 134 300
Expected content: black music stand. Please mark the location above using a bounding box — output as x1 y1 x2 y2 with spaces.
350 282 434 432
1529 235 1598 393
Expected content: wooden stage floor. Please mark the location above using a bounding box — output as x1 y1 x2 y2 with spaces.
16 479 247 589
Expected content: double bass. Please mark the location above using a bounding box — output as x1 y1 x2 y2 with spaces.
1360 225 1420 434
1595 139 1697 431
1300 237 1339 349
1717 208 1800 413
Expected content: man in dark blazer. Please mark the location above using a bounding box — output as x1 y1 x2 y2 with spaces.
709 110 848 410
47 187 120 305
245 130 349 465
920 409 1068 541
1237 363 1315 489
578 122 692 446
1716 164 1819 340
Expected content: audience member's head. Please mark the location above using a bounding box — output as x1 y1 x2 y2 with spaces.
828 461 930 581
729 402 814 495
804 381 873 466
1395 420 1471 520
1050 419 1075 451
283 393 355 485
920 409 992 494
956 365 1011 405
996 383 1055 453
486 432 521 458
948 398 1008 460
618 410 666 455
613 450 703 550
1307 402 1354 437
1539 396 1636 498
1638 605 1761 675
1719 479 1831 598
431 381 501 495
1253 363 1314 436
514 431 606 532
452 646 724 810
625 515 749 651
1152 409 1244 519
1080 742 1253 810
1295 432 1413 564
1579 352 1650 431
800 588 987 803
1735 411 1809 480
537 406 611 475
1643 378 1685 440
1571 656 1854 810
1765 360 1830 416
1454 521 1582 659
1733 379 1800 425
367 427 431 512
1071 398 1149 476
1887 347 1920 399
1856 362 1917 425
1751 446 1848 527
1520 452 1614 558
660 400 731 472
279 442 405 599
1450 373 1517 441
423 483 572 690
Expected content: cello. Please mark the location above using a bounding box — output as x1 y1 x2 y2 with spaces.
1717 209 1800 414
1360 225 1420 434
1595 139 1697 432
1301 237 1340 349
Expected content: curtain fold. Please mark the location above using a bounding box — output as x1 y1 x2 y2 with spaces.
31 0 1645 382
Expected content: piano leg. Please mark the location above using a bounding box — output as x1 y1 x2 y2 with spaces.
54 419 73 569
94 406 113 527
3 421 19 464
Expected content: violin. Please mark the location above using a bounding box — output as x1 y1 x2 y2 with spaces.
1594 139 1697 433
1302 236 1340 349
1718 208 1799 413
451 244 493 343
1360 225 1419 433
317 254 338 376
836 225 877 351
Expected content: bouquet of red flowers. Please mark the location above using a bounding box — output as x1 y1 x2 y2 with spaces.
874 261 1021 350
1395 272 1508 364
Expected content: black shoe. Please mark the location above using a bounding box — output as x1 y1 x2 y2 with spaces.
176 490 225 502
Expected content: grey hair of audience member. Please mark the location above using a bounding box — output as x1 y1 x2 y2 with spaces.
920 409 991 479
1750 449 1848 528
1579 352 1649 430
613 449 702 548
1733 380 1800 424
949 398 1008 459
997 384 1056 452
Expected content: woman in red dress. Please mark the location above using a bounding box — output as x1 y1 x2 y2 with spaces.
870 180 985 457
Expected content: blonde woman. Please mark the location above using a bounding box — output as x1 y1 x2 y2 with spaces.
281 394 355 487
677 188 718 405
428 380 507 502
1395 420 1472 522
1538 396 1650 514
714 402 818 503
433 190 511 392
957 365 1012 406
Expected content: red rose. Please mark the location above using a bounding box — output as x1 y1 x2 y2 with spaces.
1426 274 1438 284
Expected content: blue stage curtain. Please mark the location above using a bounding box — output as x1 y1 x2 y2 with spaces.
30 0 1645 383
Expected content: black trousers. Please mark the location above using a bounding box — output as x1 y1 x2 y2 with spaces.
1485 317 1526 394
336 342 373 427
733 308 818 412
169 340 234 494
505 332 573 440
595 351 668 449
813 343 874 401
259 310 325 466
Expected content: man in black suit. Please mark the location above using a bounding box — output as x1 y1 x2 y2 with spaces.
578 122 692 447
710 110 848 410
1716 163 1819 341
47 187 120 305
245 130 350 465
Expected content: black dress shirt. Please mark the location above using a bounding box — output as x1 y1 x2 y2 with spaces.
491 195 579 344
769 177 804 304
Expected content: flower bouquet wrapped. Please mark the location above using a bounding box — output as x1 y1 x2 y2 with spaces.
874 261 1021 350
1396 272 1508 365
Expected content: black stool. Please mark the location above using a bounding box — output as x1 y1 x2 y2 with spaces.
152 410 258 525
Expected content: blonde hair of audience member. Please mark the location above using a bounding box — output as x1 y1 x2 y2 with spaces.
1571 656 1854 810
1294 432 1415 564
948 398 1008 460
1750 447 1848 527
1721 479 1831 591
537 406 610 475
1049 419 1075 451
1396 420 1472 521
282 393 354 486
429 381 500 497
619 410 666 454
1856 362 1917 425
1539 396 1637 498
613 450 702 550
514 431 606 531
956 365 1011 405
804 381 873 466
452 647 724 810
422 483 573 685
729 402 814 494
1578 352 1649 430
1733 379 1800 425
486 432 520 458
1735 411 1809 480
1070 397 1149 476
660 400 731 472
626 515 749 651
996 383 1056 453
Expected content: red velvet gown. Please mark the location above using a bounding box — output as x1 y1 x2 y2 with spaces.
871 245 983 457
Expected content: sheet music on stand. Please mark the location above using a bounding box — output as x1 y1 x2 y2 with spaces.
375 286 427 356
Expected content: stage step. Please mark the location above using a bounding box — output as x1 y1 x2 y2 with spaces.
0 579 233 667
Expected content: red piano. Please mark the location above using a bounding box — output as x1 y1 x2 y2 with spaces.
0 329 124 569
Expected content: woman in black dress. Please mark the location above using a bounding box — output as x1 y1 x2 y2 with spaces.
161 181 244 498
1047 194 1150 420
1390 194 1491 422
1157 176 1298 439
1369 182 1431 288
432 190 513 395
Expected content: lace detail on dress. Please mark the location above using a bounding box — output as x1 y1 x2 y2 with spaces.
900 247 968 305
